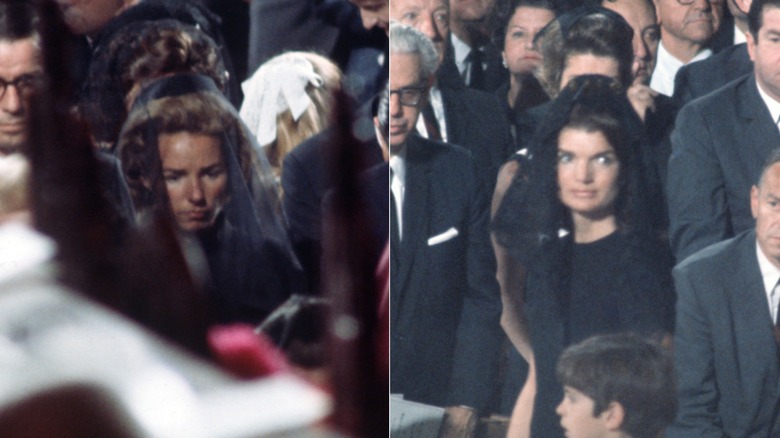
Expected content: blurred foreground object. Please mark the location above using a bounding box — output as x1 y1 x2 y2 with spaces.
0 223 330 437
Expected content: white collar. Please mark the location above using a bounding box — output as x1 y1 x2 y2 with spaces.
650 41 712 96
389 148 406 184
756 78 780 125
756 241 780 320
735 24 747 45
450 33 471 75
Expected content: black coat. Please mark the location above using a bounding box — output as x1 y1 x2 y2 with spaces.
390 135 502 411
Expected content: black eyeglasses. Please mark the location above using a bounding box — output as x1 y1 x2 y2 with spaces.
676 0 723 5
0 73 43 99
389 86 426 107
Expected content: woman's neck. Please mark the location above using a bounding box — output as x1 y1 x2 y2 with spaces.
572 212 617 243
508 74 523 109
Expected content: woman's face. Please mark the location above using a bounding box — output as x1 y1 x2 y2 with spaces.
158 132 228 232
559 54 620 91
503 6 555 76
557 127 620 220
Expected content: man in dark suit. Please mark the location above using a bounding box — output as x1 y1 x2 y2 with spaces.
669 149 780 437
389 23 502 413
667 0 780 261
444 0 507 92
672 0 753 107
390 0 514 189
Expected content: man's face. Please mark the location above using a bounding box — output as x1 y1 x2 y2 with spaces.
390 0 450 65
752 162 780 269
0 37 41 155
653 0 723 48
451 0 494 23
350 0 390 35
55 0 130 36
388 52 427 152
604 0 660 85
748 6 780 103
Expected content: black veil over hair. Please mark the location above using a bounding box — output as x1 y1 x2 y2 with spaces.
117 73 303 323
492 75 655 266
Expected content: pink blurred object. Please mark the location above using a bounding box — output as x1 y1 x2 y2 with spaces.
208 324 290 378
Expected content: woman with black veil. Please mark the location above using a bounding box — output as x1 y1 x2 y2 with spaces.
492 75 674 437
117 73 304 325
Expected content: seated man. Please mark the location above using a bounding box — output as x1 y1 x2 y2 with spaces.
556 333 677 438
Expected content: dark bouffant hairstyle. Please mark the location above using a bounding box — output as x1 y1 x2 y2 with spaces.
535 6 633 97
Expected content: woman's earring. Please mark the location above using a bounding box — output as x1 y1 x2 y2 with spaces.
502 56 507 69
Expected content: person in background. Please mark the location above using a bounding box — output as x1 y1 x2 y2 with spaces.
649 0 724 96
240 52 343 183
672 0 753 106
667 0 780 261
492 0 557 145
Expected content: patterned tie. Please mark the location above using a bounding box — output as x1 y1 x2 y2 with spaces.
421 103 442 141
467 48 485 90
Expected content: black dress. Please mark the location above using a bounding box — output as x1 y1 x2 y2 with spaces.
526 231 674 438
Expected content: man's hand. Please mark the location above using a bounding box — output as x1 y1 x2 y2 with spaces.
627 84 657 122
439 405 478 438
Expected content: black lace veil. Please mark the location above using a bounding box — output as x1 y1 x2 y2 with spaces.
117 73 303 322
492 75 654 267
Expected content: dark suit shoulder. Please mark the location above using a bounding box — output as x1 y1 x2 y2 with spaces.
675 229 754 273
679 74 750 116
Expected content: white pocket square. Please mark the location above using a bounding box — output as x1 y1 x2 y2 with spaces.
428 227 459 246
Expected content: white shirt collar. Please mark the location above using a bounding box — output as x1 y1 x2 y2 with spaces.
649 41 712 96
735 24 747 45
756 78 780 125
389 150 406 185
450 33 471 77
756 241 780 321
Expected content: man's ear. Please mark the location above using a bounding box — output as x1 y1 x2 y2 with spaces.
752 185 760 219
652 0 662 25
600 401 626 432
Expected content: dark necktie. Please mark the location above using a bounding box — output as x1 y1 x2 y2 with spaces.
467 48 485 90
421 103 442 141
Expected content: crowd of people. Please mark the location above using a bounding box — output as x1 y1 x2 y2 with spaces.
3 0 780 435
0 0 388 435
389 0 780 436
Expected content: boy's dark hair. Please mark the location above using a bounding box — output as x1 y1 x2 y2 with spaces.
749 0 780 38
557 333 677 438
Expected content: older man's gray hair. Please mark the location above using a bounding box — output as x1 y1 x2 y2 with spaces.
389 22 438 80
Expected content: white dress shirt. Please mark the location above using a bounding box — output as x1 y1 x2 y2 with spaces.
390 152 406 240
650 41 712 96
757 242 780 323
755 79 780 131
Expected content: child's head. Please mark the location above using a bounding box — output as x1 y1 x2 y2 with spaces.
555 333 677 438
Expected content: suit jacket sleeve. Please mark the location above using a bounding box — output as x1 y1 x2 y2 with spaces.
447 157 503 411
667 264 725 438
667 102 731 262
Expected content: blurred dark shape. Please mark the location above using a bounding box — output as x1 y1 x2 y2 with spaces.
322 90 387 436
0 384 140 438
257 295 330 370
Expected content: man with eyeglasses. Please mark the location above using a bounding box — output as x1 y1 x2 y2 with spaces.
0 3 43 156
650 0 724 95
673 0 754 106
388 22 502 426
390 0 513 192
